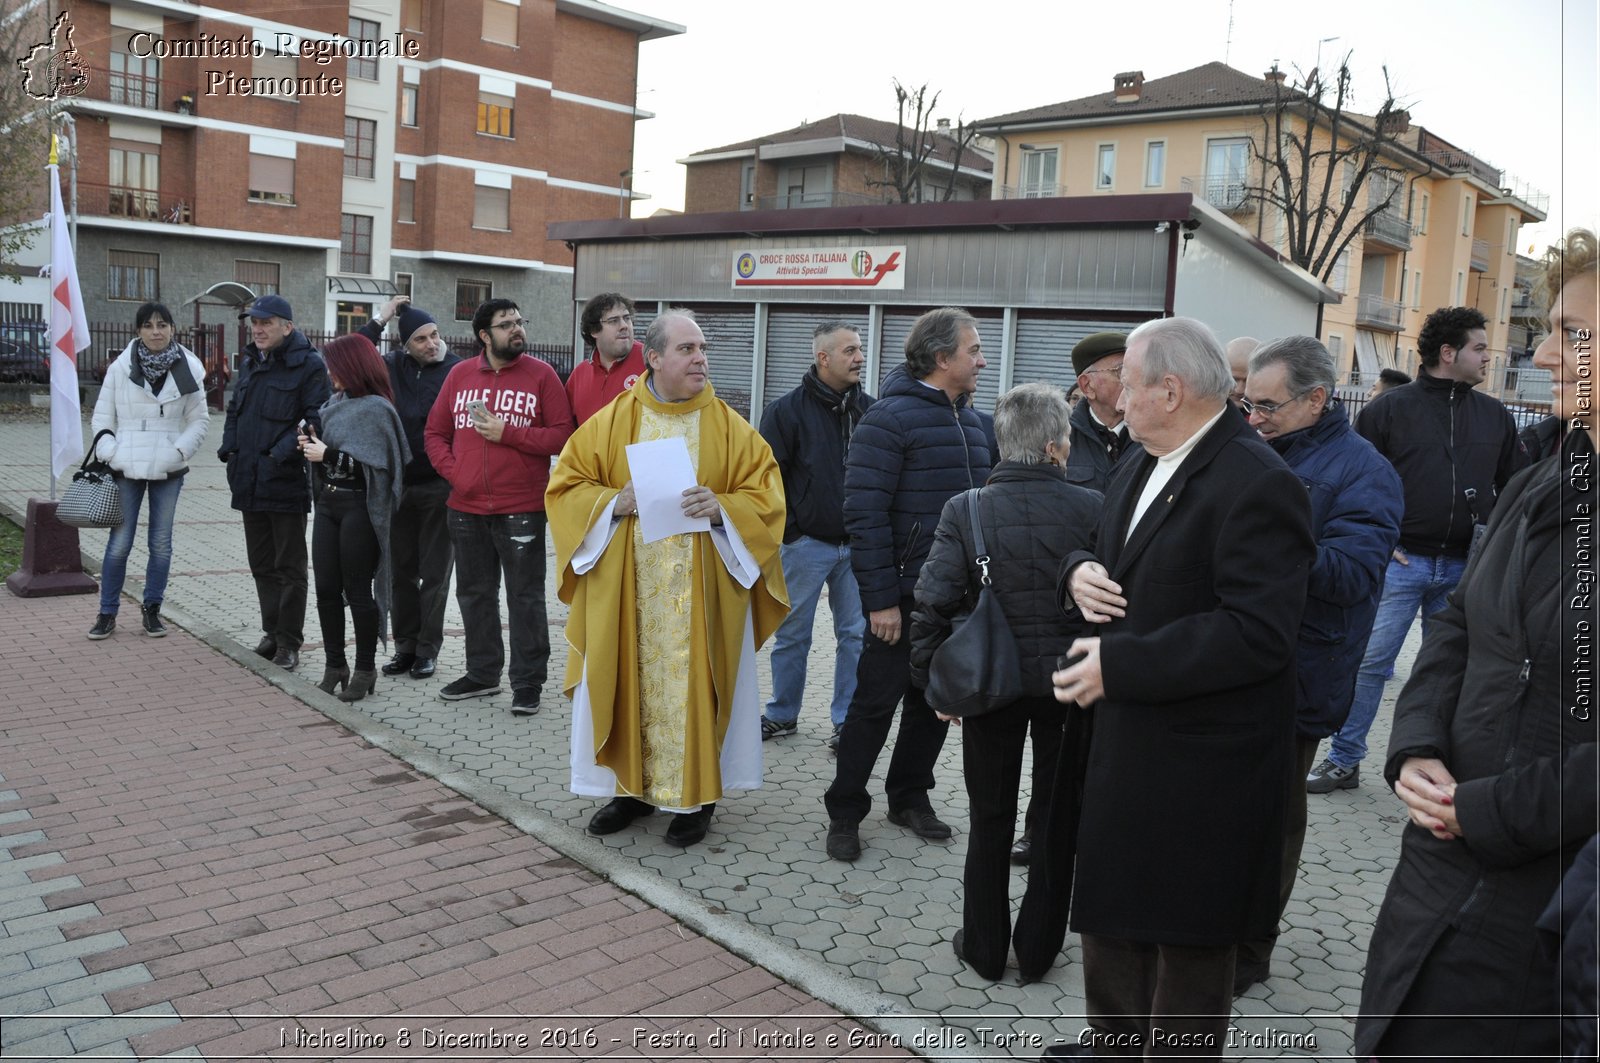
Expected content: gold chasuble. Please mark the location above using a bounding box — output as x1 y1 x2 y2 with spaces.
548 376 788 809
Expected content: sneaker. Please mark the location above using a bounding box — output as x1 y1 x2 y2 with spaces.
87 613 116 640
1306 758 1359 793
760 716 797 741
440 676 501 701
510 687 540 716
140 603 167 637
827 724 843 753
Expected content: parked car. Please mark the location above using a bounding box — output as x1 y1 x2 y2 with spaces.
0 322 48 384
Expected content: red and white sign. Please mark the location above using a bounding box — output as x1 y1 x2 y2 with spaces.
732 246 906 289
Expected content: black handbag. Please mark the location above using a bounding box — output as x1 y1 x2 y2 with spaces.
57 429 123 529
925 488 1024 718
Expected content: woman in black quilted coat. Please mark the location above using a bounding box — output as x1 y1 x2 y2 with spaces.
910 382 1102 984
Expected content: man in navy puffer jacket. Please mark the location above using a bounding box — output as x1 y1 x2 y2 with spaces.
823 307 992 862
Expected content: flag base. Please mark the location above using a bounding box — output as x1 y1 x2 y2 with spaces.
5 499 97 598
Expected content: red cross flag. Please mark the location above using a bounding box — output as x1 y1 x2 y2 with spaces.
47 135 89 483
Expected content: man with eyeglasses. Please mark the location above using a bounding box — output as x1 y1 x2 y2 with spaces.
1232 336 1402 997
567 292 646 424
425 299 575 714
1065 331 1145 494
1305 305 1525 795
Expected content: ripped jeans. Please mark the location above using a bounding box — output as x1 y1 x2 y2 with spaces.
447 509 549 693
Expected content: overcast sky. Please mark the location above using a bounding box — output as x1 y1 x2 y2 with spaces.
627 0 1597 254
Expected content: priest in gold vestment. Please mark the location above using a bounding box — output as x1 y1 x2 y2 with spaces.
547 310 789 848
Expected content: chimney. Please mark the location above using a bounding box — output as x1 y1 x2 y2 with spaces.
1113 70 1144 103
1264 66 1286 85
1378 108 1412 136
936 117 950 134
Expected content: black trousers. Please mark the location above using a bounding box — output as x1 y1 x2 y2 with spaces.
312 489 381 671
1081 933 1236 1059
388 478 453 660
824 598 950 825
448 509 549 692
1237 734 1320 973
241 509 308 650
961 694 1084 981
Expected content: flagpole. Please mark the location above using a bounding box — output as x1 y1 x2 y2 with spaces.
48 133 59 501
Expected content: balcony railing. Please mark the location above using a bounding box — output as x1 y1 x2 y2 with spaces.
108 184 160 221
1181 175 1252 214
752 190 892 210
996 183 1068 200
76 181 192 225
1470 239 1491 272
1420 148 1503 188
75 64 198 115
1363 210 1412 251
1355 293 1406 332
1500 364 1553 402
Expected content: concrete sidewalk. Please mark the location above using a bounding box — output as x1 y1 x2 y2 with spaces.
0 408 1421 1060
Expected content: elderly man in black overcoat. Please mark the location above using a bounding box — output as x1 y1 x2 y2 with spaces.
1048 316 1315 1060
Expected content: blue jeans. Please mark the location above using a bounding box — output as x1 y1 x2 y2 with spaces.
763 536 864 727
99 473 185 613
1327 553 1467 768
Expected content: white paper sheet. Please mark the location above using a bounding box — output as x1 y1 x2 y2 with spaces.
626 437 711 543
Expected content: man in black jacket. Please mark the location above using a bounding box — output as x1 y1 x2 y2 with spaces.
823 307 991 862
1307 306 1525 794
217 295 330 671
1065 331 1144 493
359 296 461 681
757 321 873 750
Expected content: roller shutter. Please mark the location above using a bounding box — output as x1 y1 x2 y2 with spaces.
878 309 1004 412
761 308 871 415
1012 316 1134 391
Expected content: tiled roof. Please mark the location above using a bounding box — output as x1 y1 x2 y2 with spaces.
686 113 992 172
978 61 1303 126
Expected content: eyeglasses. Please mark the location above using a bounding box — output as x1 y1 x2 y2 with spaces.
488 318 527 332
1082 365 1122 379
600 314 632 328
1239 389 1312 417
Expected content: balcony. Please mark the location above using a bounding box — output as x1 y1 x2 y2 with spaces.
1355 293 1406 332
1363 210 1412 252
72 64 198 120
1181 175 1252 214
1470 239 1491 272
997 183 1067 200
78 181 193 225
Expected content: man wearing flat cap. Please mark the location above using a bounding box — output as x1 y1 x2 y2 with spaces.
1066 330 1145 493
218 294 330 670
359 296 461 680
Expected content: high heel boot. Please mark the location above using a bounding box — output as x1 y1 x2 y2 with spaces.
317 663 350 694
339 669 377 702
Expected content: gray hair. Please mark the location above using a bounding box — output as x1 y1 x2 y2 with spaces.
643 308 697 358
994 382 1071 464
1249 335 1338 399
1126 317 1232 401
904 307 977 379
813 319 859 354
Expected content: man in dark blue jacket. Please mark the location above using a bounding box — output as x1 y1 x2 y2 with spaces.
824 307 992 862
757 321 873 750
217 295 329 671
359 296 461 681
1233 335 1403 994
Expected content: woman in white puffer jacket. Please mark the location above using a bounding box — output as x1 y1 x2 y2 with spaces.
86 301 210 640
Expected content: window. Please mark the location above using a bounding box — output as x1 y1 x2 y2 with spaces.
1095 144 1116 190
336 301 373 335
1327 333 1344 361
1144 141 1165 188
348 18 380 80
482 0 518 45
740 160 756 209
477 90 514 137
341 213 373 273
398 178 416 223
107 250 159 301
1020 148 1058 198
1417 192 1429 234
1329 250 1351 294
108 142 159 220
248 151 295 205
456 279 491 321
473 184 510 230
402 0 424 30
401 85 419 127
394 272 413 298
1412 269 1423 309
1501 288 1510 322
234 260 280 295
344 116 376 178
1455 271 1465 305
1462 194 1473 236
1342 161 1357 203
253 35 298 96
1204 138 1250 210
109 31 159 108
1506 217 1516 256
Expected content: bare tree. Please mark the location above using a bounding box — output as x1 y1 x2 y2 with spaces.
1246 55 1408 285
867 79 981 204
1 3 66 285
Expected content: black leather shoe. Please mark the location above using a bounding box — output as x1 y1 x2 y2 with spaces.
253 636 276 659
887 807 952 840
664 804 715 848
587 797 654 836
1232 959 1270 997
408 657 436 680
271 647 299 671
381 652 417 676
825 820 861 861
1010 836 1033 865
